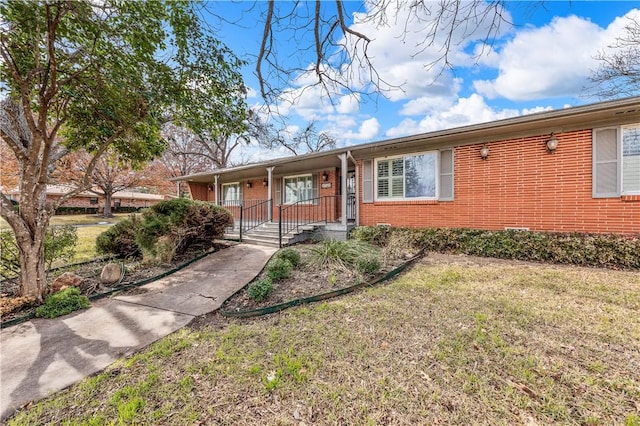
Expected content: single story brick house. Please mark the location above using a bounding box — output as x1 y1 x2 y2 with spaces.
177 97 640 244
6 185 165 214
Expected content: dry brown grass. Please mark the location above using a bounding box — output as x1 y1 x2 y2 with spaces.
8 254 640 425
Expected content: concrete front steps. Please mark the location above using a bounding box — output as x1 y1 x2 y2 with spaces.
224 221 319 247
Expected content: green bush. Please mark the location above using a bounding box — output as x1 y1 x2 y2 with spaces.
1 225 78 279
351 226 640 269
349 225 391 247
356 256 382 275
44 225 78 270
136 198 233 262
267 258 293 281
248 278 274 302
276 248 301 267
35 287 90 318
96 215 142 258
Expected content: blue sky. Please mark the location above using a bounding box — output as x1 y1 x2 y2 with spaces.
203 1 639 162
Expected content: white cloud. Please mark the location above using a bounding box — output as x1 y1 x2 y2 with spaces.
336 93 360 114
474 9 640 100
385 94 546 137
340 117 381 142
344 2 513 101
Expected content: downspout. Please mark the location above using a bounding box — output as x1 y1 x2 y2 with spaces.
347 151 359 226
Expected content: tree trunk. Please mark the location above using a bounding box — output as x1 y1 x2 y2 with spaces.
17 236 48 303
103 193 113 217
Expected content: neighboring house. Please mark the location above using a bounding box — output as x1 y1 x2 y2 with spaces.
6 185 164 213
177 96 640 244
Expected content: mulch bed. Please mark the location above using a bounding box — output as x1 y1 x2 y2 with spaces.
220 243 417 314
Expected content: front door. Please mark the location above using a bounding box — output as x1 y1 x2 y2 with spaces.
346 171 356 221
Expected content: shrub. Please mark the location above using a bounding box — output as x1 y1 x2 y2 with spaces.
44 225 78 270
136 198 233 262
267 258 293 281
96 215 142 258
356 256 382 275
350 225 391 247
248 278 274 302
276 248 301 267
351 226 640 270
35 287 90 318
1 225 78 279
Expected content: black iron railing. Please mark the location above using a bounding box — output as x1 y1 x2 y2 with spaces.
239 199 271 241
278 195 339 247
347 193 356 221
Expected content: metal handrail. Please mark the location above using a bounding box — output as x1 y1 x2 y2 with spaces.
278 195 339 246
240 199 271 239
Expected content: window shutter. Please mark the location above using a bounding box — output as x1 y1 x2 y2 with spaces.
312 173 319 205
593 128 619 197
275 178 282 205
439 149 454 200
363 160 373 203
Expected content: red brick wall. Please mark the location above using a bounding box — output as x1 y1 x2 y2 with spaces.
358 129 640 234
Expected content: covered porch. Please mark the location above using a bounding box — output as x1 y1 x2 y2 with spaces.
178 151 358 246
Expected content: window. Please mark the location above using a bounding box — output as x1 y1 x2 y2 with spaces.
89 197 98 205
593 124 640 197
284 175 313 204
623 125 640 193
375 152 438 200
222 183 240 202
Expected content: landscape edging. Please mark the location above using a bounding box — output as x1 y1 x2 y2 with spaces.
220 251 424 319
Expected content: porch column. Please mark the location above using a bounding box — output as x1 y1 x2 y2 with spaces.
348 150 359 226
338 153 347 227
214 175 219 204
267 166 275 222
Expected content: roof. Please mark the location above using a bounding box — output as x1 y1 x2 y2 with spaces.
176 96 640 183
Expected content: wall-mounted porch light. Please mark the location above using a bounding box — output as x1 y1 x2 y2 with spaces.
207 184 214 191
480 145 490 160
546 133 558 153
262 178 268 186
322 171 329 181
246 181 252 188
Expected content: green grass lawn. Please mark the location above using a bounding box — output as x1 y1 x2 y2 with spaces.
1 214 130 264
8 256 640 425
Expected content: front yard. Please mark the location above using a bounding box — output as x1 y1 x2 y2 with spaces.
8 254 640 425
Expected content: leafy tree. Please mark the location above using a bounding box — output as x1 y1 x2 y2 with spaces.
0 1 245 301
590 16 640 99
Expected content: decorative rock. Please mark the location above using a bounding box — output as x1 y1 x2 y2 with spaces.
100 263 122 284
52 272 83 292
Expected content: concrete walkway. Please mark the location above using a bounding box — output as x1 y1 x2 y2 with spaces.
0 244 277 421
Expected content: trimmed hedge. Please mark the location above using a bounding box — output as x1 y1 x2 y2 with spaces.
351 226 640 269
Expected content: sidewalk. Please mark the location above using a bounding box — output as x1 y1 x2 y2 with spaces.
0 244 277 421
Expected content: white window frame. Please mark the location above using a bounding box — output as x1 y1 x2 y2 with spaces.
374 151 439 201
283 174 313 204
593 123 640 197
221 182 240 202
621 124 640 195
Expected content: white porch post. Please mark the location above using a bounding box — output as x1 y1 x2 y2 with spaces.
267 166 275 222
348 151 359 226
338 153 347 227
214 175 219 204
